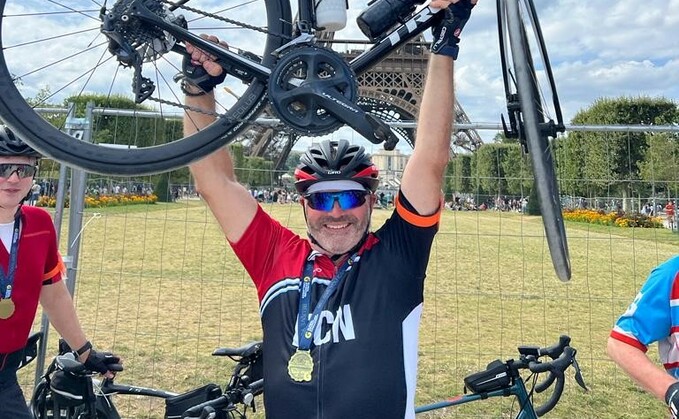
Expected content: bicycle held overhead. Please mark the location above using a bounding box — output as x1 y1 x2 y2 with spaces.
0 0 571 280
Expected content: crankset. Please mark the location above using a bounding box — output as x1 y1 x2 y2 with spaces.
268 46 399 150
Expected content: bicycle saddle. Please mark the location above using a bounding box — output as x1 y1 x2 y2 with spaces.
212 341 262 360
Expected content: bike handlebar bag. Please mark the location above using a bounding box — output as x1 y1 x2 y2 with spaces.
463 359 512 394
165 383 222 419
49 370 93 407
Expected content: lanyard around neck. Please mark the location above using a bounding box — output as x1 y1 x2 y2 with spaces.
0 215 21 299
296 253 359 351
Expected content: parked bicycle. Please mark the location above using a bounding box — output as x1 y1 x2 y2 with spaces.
416 335 588 417
29 340 264 419
0 0 570 280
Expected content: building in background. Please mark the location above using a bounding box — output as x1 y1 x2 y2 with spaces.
371 148 409 191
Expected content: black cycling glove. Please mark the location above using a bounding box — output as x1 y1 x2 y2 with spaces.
83 349 123 375
666 381 679 419
178 53 227 95
431 0 476 59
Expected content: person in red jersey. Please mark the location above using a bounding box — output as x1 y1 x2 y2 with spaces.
0 124 121 419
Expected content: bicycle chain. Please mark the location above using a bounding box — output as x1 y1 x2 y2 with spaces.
143 1 290 128
148 95 279 129
160 0 293 41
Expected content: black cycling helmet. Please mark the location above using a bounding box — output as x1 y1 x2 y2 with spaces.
294 139 379 193
0 124 41 158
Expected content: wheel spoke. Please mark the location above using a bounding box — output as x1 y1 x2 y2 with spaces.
0 0 290 174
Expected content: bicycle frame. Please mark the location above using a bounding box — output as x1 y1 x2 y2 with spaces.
126 0 441 86
415 377 540 419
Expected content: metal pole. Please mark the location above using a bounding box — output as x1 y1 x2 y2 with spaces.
34 103 83 383
35 107 679 133
65 102 93 295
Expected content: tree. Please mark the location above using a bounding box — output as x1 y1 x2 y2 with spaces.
155 172 171 202
65 93 183 147
567 96 678 206
474 143 510 198
639 132 679 199
501 143 533 197
448 154 473 195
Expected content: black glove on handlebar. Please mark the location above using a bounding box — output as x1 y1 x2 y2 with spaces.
83 349 123 375
666 381 679 419
431 0 476 59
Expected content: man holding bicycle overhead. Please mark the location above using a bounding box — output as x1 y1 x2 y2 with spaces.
185 1 476 417
0 125 121 419
608 258 679 418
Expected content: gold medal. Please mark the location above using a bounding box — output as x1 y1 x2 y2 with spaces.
288 349 314 382
0 298 15 320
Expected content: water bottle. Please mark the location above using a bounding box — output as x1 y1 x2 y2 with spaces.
356 0 424 41
315 0 347 32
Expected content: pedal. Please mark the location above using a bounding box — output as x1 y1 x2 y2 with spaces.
365 114 399 150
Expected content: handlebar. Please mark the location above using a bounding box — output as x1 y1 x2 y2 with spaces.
518 335 570 359
54 352 124 377
181 379 264 419
510 339 588 416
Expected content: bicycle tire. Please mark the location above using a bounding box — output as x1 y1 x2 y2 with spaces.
0 0 291 175
503 0 571 281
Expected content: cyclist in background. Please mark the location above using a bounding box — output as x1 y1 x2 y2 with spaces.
184 1 476 417
608 257 679 418
0 125 121 419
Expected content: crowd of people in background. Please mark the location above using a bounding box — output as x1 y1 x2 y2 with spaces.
445 195 527 212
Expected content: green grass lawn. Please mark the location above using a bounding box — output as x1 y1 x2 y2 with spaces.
18 201 678 418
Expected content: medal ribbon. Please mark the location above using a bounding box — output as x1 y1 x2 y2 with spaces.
0 215 21 300
296 253 359 351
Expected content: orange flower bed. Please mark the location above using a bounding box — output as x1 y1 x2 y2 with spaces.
37 193 157 208
563 208 664 228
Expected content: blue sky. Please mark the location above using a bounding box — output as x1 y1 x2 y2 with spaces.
6 0 679 151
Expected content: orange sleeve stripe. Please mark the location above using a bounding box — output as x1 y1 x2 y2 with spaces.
43 259 66 282
395 194 442 228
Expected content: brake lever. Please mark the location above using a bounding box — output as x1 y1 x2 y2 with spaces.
571 356 589 392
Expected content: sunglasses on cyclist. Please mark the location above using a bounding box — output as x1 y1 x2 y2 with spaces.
304 190 370 212
0 163 38 179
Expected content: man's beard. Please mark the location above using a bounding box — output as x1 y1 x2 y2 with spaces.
307 213 370 256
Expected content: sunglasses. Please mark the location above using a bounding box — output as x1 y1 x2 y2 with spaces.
0 163 38 179
304 190 370 212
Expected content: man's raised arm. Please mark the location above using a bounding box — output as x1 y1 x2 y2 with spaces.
183 41 258 243
400 0 476 215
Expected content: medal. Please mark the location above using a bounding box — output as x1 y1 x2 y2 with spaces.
288 349 313 382
0 298 15 320
0 217 20 321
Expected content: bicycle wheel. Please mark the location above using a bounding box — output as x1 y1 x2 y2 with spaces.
0 0 291 175
498 0 571 281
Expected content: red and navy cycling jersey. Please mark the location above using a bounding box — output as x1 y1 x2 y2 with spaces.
230 191 440 419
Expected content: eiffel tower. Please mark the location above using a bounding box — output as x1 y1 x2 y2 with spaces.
247 34 482 169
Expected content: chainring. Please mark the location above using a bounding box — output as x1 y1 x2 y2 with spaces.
268 46 358 136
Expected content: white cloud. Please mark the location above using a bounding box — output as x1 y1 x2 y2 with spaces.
2 0 677 148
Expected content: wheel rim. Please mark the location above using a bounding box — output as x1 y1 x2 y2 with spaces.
0 0 290 174
503 0 571 281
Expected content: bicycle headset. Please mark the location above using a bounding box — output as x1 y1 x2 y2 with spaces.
0 124 42 158
293 139 379 194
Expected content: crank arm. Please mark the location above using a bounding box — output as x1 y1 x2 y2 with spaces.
315 89 399 150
